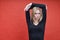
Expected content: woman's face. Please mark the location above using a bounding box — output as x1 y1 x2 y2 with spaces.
32 7 42 21
34 10 41 20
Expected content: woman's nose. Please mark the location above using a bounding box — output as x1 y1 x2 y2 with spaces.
35 14 39 17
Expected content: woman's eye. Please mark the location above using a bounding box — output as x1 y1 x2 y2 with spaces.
35 13 40 14
38 13 40 14
35 13 37 14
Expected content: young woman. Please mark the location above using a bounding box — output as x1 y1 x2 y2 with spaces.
24 3 46 40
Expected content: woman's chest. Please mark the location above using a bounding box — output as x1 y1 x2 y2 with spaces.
28 22 45 33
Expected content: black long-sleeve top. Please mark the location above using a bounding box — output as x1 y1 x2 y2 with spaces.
25 3 46 40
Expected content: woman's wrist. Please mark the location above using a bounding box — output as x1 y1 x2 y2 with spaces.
24 3 32 11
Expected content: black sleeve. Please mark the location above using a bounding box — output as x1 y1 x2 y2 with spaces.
25 10 30 24
25 3 46 24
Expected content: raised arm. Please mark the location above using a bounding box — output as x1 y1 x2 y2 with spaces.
25 11 30 23
24 3 32 23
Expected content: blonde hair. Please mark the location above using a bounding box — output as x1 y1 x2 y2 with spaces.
31 7 43 22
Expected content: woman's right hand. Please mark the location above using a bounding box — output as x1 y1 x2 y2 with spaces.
24 3 32 11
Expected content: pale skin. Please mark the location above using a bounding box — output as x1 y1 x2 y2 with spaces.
33 9 42 25
24 3 43 26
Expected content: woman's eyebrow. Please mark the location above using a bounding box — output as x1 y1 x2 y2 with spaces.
35 13 40 14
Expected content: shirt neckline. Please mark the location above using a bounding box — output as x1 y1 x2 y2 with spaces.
30 20 43 27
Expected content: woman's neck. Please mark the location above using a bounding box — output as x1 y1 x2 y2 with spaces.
33 21 39 26
33 19 39 25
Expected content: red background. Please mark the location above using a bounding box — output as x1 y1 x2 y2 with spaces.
0 0 60 40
